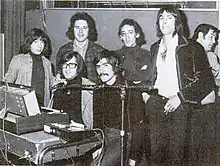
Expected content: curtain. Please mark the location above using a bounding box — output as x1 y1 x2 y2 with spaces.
3 0 25 72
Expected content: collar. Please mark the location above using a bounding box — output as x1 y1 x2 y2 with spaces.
73 39 88 49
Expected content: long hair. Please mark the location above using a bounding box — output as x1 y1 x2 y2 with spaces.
93 49 120 74
66 12 98 42
58 51 86 78
156 5 184 38
19 28 52 56
118 18 146 46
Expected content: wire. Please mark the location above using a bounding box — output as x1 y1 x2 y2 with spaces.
90 128 105 166
59 139 76 164
2 81 9 165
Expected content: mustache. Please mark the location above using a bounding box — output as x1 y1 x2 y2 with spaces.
99 73 109 77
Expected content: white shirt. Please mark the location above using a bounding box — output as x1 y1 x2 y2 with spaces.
154 34 180 98
207 51 220 96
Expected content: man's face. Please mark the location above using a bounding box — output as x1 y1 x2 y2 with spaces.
96 58 115 83
30 37 45 55
74 20 89 42
120 24 139 47
62 56 78 80
159 11 175 36
200 29 216 52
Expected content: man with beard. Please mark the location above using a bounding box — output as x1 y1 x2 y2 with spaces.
92 49 145 166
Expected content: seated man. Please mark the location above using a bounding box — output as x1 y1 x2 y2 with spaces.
51 51 87 125
93 49 145 166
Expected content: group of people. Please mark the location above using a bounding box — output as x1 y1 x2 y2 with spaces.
4 5 220 166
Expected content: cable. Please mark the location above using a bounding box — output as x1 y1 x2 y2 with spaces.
2 81 9 165
59 139 76 164
90 128 105 166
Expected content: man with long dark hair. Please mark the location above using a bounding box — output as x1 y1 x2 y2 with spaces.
56 12 104 129
5 28 54 107
56 12 103 84
116 18 152 85
142 6 216 166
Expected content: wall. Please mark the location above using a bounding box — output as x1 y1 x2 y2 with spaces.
26 9 218 65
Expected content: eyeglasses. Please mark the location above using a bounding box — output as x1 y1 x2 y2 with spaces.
62 63 78 69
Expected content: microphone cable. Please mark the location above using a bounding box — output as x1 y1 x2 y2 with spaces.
2 80 9 165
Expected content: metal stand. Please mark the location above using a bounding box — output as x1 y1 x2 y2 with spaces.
120 87 126 166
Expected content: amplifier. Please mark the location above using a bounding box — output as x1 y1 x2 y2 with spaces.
0 85 40 117
44 123 97 143
0 112 69 135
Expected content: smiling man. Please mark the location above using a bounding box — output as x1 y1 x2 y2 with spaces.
141 6 216 166
93 50 124 166
115 18 152 85
55 12 104 129
56 12 104 84
93 49 145 166
95 51 119 86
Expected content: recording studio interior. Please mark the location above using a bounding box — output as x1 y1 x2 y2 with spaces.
0 1 220 166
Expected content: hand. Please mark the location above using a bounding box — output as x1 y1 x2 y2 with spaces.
201 90 215 105
164 95 181 115
141 65 148 70
52 73 67 87
142 92 150 103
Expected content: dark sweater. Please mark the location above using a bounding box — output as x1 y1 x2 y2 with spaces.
31 54 45 106
52 77 83 124
115 45 152 83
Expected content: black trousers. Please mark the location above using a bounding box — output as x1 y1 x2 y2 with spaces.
185 103 217 166
147 95 187 166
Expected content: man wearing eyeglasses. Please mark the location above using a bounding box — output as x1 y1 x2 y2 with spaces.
55 12 104 129
56 12 104 84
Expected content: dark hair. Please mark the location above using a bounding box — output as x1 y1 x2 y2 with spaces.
58 51 86 78
118 18 146 46
192 23 219 41
19 28 52 56
156 5 183 38
66 12 98 42
93 49 120 73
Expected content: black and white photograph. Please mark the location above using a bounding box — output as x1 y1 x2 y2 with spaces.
0 0 220 165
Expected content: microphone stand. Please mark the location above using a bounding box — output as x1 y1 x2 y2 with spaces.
120 86 126 166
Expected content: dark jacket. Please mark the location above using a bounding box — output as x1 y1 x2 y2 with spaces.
52 77 83 124
150 36 216 105
56 41 104 84
115 45 152 83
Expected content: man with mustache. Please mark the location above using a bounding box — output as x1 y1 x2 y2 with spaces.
93 49 145 166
